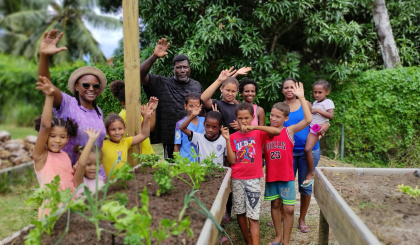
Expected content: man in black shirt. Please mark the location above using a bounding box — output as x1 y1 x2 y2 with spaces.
140 38 202 159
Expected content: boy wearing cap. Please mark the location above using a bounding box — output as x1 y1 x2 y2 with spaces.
140 38 202 159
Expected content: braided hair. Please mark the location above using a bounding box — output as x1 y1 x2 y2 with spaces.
34 116 78 137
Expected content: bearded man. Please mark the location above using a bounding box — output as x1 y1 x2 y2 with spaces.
140 38 202 159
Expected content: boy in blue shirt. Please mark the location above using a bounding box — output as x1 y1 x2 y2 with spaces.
174 93 205 161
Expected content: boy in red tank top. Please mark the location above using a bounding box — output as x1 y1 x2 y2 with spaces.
264 82 312 245
223 102 281 245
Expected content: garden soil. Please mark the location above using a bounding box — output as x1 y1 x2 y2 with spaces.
322 169 420 245
6 166 227 245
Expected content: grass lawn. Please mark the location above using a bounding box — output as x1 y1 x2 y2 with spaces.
0 178 38 240
0 124 37 139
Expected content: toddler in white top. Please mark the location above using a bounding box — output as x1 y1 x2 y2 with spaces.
303 80 335 187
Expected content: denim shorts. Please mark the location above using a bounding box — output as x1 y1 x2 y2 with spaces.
293 148 321 195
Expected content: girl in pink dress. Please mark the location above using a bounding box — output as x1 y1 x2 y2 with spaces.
33 76 100 218
74 144 105 197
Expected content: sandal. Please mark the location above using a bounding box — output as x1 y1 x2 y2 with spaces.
270 241 282 245
298 224 310 233
301 179 314 187
222 212 231 224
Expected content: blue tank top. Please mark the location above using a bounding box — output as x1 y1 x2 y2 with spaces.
284 106 319 152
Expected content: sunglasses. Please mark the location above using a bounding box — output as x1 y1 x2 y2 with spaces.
81 83 101 90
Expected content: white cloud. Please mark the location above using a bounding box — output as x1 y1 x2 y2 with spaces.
85 7 123 58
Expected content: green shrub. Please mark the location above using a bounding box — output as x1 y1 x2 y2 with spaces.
324 66 420 167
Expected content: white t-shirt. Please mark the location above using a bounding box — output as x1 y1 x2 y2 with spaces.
189 131 227 166
312 99 335 125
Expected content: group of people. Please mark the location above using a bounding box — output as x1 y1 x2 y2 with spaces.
33 30 335 245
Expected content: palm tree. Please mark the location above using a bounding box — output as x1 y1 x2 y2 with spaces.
0 0 121 64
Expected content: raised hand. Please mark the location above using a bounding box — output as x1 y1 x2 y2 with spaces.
154 38 170 58
142 103 154 119
292 82 305 98
192 104 202 117
36 76 55 96
212 103 219 112
235 67 252 76
147 96 159 111
229 120 240 131
39 30 67 56
217 66 237 82
84 127 101 141
221 126 230 140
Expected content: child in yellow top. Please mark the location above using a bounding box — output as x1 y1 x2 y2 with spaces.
102 103 153 178
110 80 158 154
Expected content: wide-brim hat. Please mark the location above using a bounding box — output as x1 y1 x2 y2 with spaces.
68 66 107 95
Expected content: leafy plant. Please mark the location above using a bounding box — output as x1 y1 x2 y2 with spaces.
24 175 77 245
201 152 225 179
397 184 420 197
132 153 161 172
101 187 193 245
113 164 134 188
178 189 232 244
171 149 208 190
153 161 174 196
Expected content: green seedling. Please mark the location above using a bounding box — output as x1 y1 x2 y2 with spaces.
132 153 161 172
153 161 174 196
397 184 420 197
101 187 192 245
113 164 134 189
171 149 208 190
178 189 232 245
25 175 81 245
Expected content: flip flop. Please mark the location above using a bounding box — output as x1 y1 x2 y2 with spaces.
270 241 282 245
298 225 310 233
219 236 228 243
301 178 314 187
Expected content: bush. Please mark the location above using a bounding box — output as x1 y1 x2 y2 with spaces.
324 66 420 167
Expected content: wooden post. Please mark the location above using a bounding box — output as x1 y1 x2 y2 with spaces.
122 0 141 166
318 210 329 245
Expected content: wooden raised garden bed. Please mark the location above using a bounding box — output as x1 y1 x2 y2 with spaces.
314 167 420 245
2 163 232 245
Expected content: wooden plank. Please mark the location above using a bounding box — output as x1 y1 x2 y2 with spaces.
196 167 232 245
122 0 141 166
318 167 417 176
314 168 381 245
318 210 329 245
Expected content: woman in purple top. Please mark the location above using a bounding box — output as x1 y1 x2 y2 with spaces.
37 30 107 165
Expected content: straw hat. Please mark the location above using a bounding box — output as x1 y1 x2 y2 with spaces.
68 66 107 95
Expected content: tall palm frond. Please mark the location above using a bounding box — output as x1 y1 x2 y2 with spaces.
0 0 121 64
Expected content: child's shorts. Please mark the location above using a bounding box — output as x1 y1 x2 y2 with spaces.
264 181 296 205
310 123 324 140
231 178 261 220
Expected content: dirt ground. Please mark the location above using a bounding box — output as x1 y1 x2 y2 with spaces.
6 166 227 245
224 156 352 245
323 169 420 245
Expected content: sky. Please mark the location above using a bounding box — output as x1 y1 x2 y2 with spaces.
85 7 123 59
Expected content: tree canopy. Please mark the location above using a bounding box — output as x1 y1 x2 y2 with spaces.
0 0 122 64
103 0 419 109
